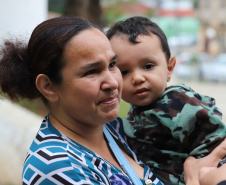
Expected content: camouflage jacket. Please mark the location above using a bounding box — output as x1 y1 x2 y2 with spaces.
123 84 226 185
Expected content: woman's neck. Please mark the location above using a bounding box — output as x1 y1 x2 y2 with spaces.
48 113 106 150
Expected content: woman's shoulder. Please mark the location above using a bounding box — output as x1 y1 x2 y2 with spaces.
23 117 70 161
22 117 73 184
22 117 103 184
29 117 68 151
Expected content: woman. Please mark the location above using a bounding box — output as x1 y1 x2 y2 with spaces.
0 16 162 184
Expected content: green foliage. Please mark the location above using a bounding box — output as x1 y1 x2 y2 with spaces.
146 9 155 18
17 99 48 117
48 0 65 14
48 0 153 27
102 0 152 27
103 6 123 26
118 100 130 118
193 0 199 9
0 92 48 117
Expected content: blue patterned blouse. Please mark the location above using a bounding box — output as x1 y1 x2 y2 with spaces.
22 116 163 185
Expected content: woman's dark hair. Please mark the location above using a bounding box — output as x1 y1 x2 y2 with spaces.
0 16 99 103
106 16 171 61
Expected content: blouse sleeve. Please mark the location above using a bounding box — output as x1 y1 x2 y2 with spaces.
218 181 226 185
22 143 111 185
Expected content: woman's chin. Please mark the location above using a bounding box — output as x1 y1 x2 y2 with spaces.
105 109 119 122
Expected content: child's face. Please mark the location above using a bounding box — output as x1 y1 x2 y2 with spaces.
110 33 174 106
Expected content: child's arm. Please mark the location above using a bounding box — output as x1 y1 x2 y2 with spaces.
162 84 226 157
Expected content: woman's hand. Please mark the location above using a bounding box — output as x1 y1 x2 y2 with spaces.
199 164 226 185
184 138 226 185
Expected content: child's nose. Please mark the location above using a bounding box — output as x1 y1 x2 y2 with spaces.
132 71 145 85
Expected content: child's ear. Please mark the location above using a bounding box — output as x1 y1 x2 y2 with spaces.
36 74 59 102
167 56 176 82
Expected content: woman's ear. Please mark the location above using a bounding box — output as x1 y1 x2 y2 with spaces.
167 56 176 82
36 74 59 102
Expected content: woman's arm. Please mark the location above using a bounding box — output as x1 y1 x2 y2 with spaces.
184 138 226 185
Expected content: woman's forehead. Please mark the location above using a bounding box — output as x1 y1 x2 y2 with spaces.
66 29 110 53
63 29 114 66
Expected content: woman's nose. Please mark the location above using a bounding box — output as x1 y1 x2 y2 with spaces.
101 71 119 90
132 71 145 85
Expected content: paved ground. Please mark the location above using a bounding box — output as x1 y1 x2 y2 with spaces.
0 76 226 184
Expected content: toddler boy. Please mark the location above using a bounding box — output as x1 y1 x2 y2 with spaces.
106 16 226 185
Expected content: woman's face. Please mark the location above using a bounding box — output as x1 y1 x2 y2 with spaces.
52 28 123 128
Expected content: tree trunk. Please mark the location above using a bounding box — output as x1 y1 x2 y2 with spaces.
63 0 103 26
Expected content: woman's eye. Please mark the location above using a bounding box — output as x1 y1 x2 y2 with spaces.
109 61 116 69
121 70 128 76
144 63 154 69
84 69 96 76
109 62 116 68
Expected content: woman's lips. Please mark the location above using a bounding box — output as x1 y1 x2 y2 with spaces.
98 95 118 105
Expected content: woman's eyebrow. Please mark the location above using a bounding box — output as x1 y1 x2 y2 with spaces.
81 61 103 71
111 55 118 61
81 55 118 71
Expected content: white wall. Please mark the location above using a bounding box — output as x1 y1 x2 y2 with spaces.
0 0 48 42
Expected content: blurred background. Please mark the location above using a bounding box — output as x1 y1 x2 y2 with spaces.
1 0 226 184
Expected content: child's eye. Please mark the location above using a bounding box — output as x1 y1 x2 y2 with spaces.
121 70 129 76
144 63 154 70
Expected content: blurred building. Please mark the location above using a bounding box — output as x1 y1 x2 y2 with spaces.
197 0 226 54
152 0 199 54
157 0 194 17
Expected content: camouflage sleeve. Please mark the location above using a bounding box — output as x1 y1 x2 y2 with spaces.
154 84 226 157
